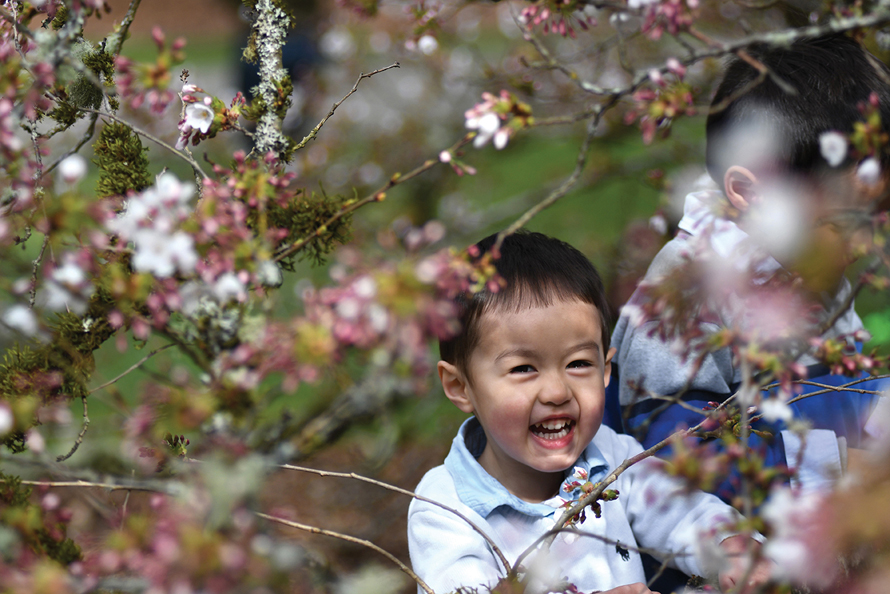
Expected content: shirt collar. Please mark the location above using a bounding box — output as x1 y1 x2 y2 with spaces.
444 417 609 518
677 188 783 277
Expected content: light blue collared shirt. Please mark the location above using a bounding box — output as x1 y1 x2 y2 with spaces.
443 417 610 518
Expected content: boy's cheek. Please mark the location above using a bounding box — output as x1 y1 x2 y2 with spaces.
786 228 853 294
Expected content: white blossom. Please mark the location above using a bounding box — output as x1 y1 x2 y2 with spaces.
26 429 45 453
417 35 438 55
818 131 848 167
184 103 214 134
58 154 87 184
2 304 39 337
468 112 501 148
493 127 510 150
760 397 793 423
336 297 361 320
367 303 389 333
52 261 87 286
856 157 882 186
257 260 283 288
213 273 247 303
0 403 13 436
353 276 377 299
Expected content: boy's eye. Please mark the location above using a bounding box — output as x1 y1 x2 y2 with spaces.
510 364 536 374
567 360 593 369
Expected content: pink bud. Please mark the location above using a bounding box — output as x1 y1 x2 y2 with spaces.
666 58 686 77
151 26 165 48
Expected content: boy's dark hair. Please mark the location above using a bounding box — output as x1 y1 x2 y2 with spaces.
706 34 890 190
439 231 611 376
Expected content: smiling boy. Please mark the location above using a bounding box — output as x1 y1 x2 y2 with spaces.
407 231 769 594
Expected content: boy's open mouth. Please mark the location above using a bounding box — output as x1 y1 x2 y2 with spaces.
530 419 574 440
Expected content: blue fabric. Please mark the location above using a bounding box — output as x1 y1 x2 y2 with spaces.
443 417 610 518
605 361 884 503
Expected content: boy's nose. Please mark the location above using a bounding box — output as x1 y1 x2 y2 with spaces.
538 372 571 405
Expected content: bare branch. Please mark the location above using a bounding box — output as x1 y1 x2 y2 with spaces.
294 62 401 152
56 395 90 463
255 511 436 594
274 133 473 263
494 101 607 252
280 463 511 574
78 107 210 180
89 344 175 394
13 479 170 494
106 0 142 56
28 234 50 308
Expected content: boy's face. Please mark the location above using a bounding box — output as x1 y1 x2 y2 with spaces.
735 167 886 293
438 299 614 502
784 171 885 294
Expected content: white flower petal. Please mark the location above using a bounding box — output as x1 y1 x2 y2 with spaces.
818 131 848 167
857 157 882 186
184 103 214 134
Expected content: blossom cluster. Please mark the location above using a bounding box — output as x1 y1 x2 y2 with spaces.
638 0 700 40
114 27 185 114
0 18 54 210
625 59 695 144
464 90 533 150
519 0 597 39
106 173 199 278
176 83 247 150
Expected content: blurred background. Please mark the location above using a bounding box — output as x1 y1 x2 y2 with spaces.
3 0 884 591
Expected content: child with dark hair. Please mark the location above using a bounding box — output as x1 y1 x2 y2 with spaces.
609 34 890 499
407 231 770 594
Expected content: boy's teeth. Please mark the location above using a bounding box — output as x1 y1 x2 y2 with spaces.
531 420 573 440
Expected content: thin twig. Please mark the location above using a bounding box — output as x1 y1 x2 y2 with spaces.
494 102 607 253
293 62 401 152
255 511 435 594
88 344 175 394
0 5 36 42
56 395 90 462
106 0 142 56
78 107 210 180
42 114 99 178
275 133 473 263
14 479 166 493
280 463 511 574
28 234 50 308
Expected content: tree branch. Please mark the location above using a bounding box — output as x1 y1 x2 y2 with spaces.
251 0 291 158
294 62 401 152
78 107 210 180
280 463 511 575
88 344 175 395
274 134 473 263
56 395 90 462
255 511 435 594
494 101 607 253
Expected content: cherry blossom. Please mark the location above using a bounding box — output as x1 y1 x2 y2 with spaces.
819 131 848 166
184 102 214 134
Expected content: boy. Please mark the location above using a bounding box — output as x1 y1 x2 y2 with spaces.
608 34 890 497
407 231 769 594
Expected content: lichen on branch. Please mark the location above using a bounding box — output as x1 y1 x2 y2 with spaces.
243 0 294 160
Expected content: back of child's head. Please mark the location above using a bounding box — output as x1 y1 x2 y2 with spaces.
706 34 890 191
439 231 611 375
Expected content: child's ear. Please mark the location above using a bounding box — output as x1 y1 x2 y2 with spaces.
438 361 475 414
724 166 759 212
603 347 617 388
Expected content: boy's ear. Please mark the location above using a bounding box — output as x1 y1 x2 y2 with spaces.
438 361 475 414
724 166 759 212
603 347 617 388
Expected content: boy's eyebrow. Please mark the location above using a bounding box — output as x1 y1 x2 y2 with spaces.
494 341 602 362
